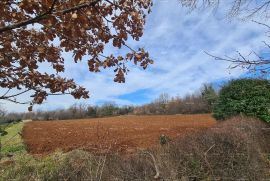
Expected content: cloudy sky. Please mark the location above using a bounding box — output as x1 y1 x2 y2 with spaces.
2 0 269 112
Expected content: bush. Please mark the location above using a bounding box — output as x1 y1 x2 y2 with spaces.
157 117 270 180
213 78 270 122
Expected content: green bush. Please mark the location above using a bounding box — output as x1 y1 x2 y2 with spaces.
213 78 270 122
159 134 171 145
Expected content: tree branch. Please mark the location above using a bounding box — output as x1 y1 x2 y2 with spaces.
0 0 58 33
4 98 31 105
0 0 102 34
0 89 31 99
61 0 101 14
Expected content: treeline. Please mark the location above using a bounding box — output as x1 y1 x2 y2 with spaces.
3 103 134 121
2 84 217 121
133 84 217 115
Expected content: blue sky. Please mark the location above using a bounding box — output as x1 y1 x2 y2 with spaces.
1 0 270 112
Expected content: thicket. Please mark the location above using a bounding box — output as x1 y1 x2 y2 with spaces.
213 79 270 122
134 85 217 115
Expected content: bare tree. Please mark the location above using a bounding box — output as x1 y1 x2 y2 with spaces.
180 0 270 75
154 93 170 114
181 0 270 18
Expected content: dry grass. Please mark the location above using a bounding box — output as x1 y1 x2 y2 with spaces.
103 116 270 180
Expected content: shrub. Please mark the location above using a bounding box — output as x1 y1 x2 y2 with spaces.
159 134 171 145
157 117 270 180
213 78 270 122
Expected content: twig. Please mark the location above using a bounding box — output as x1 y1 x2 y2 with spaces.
143 151 160 179
204 144 215 177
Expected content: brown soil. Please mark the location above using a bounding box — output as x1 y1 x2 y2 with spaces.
22 114 216 155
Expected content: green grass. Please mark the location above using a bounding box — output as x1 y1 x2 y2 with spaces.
0 122 26 155
0 122 69 181
0 150 98 181
0 123 111 181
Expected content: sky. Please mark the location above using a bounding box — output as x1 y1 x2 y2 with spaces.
1 0 269 112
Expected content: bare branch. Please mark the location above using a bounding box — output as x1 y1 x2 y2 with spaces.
4 98 31 105
205 49 270 75
1 89 11 98
0 89 31 100
252 20 270 29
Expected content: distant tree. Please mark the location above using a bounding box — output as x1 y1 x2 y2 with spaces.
77 103 87 118
3 112 21 122
0 0 153 110
154 93 170 114
87 106 98 117
98 102 118 117
167 96 182 114
134 92 211 115
180 0 270 75
118 105 134 115
0 105 7 158
180 94 209 114
213 79 270 122
201 84 218 111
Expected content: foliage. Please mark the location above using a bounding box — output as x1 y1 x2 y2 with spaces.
213 79 270 122
0 128 7 137
0 0 153 110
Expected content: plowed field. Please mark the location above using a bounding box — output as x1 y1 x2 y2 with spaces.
22 114 216 155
